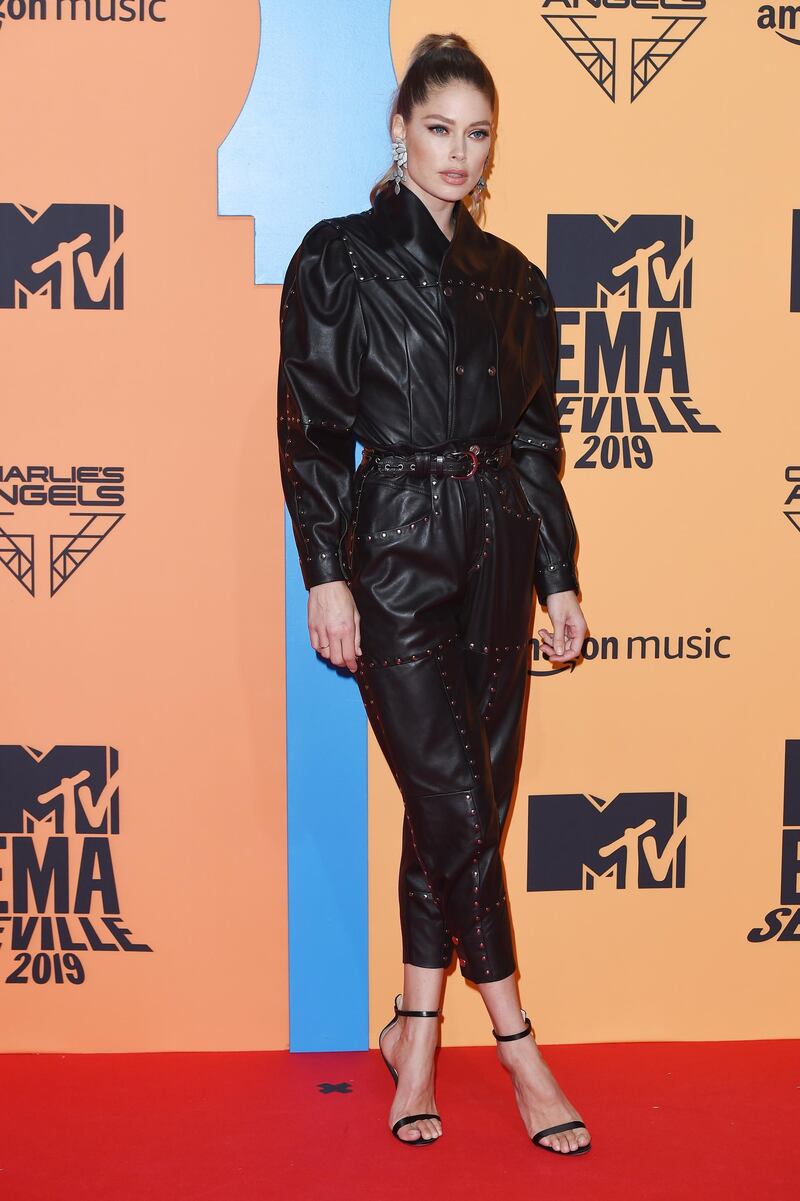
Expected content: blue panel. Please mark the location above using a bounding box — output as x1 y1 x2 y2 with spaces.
284 553 369 1052
218 0 396 1051
219 0 395 282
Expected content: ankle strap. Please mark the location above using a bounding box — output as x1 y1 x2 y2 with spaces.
491 1009 533 1041
394 992 441 1018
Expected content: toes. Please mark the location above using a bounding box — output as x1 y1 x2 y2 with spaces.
539 1124 591 1153
543 1134 569 1152
395 1116 443 1142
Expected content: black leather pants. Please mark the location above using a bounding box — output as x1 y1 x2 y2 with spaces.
344 446 541 984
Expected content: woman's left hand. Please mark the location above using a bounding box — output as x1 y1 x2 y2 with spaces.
537 590 586 663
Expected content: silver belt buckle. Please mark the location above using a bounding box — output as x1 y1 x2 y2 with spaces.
451 443 481 479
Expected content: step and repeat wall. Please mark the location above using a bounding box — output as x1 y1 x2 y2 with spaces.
1 1 798 1052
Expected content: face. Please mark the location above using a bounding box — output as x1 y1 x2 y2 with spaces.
391 81 494 210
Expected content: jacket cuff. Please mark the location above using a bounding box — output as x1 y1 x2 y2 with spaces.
535 562 579 606
301 548 347 590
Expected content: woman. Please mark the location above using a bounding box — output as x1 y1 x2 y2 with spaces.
277 33 590 1155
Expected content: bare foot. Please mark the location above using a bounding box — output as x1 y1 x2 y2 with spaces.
495 1029 590 1153
379 1004 442 1143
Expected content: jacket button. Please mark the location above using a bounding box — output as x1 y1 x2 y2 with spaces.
487 365 496 376
475 290 484 301
443 285 453 297
455 364 465 375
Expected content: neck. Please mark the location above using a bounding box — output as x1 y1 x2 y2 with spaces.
400 178 458 242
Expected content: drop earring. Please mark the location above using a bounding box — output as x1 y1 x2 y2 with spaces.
470 164 488 218
474 157 489 199
470 169 488 220
391 138 407 194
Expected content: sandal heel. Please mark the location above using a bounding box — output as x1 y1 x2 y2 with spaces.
490 1007 591 1156
378 992 443 1146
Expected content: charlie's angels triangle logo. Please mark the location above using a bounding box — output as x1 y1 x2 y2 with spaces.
541 5 707 103
0 509 124 598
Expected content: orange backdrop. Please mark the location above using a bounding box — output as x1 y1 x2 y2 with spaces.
1 0 798 1051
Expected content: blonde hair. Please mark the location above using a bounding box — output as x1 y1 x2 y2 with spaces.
370 32 497 227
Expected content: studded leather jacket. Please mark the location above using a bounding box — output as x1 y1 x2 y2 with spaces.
277 181 579 605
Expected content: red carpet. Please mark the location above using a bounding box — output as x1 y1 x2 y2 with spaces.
2 1039 798 1200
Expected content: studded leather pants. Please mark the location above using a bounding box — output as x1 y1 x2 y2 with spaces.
343 452 541 983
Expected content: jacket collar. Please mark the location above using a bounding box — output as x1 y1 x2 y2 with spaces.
371 180 487 281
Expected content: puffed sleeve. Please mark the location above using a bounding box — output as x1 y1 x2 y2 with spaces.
276 220 367 589
511 262 580 605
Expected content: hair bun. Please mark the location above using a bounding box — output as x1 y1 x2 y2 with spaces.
412 32 473 61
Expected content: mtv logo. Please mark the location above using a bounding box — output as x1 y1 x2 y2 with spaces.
527 791 687 891
780 740 800 905
746 739 800 942
791 211 800 314
0 745 120 836
0 203 124 309
546 214 693 311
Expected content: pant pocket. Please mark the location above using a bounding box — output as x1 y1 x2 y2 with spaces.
353 474 433 543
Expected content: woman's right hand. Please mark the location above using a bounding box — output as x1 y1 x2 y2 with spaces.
308 581 361 672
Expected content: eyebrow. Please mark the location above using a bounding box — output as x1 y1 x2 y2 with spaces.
423 113 492 128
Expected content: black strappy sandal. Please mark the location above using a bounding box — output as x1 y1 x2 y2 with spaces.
378 992 442 1146
491 1007 591 1156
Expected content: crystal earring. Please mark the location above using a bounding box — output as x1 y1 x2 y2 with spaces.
473 158 488 200
391 138 407 194
471 173 487 217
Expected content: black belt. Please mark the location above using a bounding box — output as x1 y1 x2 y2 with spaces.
361 441 513 479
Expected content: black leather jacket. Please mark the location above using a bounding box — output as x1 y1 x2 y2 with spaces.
277 181 579 605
